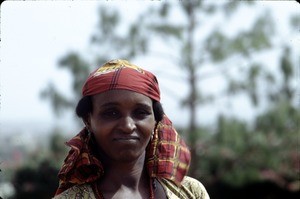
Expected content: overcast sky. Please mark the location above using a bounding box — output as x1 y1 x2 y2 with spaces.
0 1 299 136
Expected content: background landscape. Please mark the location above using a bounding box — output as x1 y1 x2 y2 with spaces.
0 1 299 198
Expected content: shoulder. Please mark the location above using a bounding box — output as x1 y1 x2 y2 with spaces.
53 184 96 199
159 176 210 199
181 176 210 198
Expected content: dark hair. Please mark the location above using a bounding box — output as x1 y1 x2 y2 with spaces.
76 96 164 122
152 100 164 122
75 96 93 122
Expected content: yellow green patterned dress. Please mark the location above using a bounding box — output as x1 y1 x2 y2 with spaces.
53 176 209 199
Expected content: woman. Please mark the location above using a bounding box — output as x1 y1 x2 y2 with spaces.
54 59 209 199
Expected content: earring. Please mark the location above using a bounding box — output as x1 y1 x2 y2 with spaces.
150 130 154 140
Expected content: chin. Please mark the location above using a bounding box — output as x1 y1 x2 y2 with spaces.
115 151 145 163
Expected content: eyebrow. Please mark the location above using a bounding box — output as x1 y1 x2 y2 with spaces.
99 102 152 109
99 102 118 108
135 103 152 110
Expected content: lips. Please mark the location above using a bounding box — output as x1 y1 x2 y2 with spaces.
113 136 140 141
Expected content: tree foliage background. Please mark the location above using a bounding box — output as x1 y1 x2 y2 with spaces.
9 1 299 199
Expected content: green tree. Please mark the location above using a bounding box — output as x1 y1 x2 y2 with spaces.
131 1 277 176
197 38 300 188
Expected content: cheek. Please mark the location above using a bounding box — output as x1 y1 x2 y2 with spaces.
141 119 156 137
89 117 110 143
91 126 112 152
89 118 99 135
91 120 109 135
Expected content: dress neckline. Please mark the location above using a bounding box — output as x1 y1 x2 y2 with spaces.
92 177 156 199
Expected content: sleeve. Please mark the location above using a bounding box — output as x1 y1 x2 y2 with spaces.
181 176 210 199
159 176 210 199
52 184 96 199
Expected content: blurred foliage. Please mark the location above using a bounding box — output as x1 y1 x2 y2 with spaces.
130 5 279 180
205 11 274 61
8 130 69 198
198 104 299 186
48 129 70 168
195 43 300 193
35 1 300 198
11 161 58 199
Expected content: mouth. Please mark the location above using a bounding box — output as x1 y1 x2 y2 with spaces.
113 136 140 141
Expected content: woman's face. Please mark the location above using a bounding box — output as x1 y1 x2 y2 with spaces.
87 90 156 163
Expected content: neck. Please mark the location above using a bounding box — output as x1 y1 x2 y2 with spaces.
99 152 149 191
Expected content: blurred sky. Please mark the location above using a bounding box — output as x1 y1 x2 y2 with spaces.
0 0 299 136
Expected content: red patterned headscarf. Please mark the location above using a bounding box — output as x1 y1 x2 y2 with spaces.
82 59 160 101
55 59 191 195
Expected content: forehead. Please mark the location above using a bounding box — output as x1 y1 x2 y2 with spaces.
92 90 153 106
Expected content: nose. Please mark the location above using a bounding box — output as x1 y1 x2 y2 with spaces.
118 116 136 133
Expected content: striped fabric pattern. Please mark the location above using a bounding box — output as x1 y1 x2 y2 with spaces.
146 115 191 185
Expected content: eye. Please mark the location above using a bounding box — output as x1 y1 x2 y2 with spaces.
100 108 120 120
133 108 152 119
